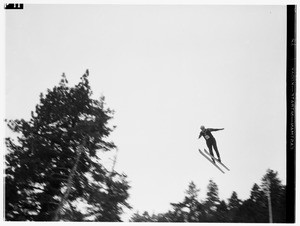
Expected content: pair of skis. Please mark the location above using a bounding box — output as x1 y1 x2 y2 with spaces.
198 148 230 174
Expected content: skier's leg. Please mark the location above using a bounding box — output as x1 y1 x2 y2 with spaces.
212 139 221 161
207 142 215 163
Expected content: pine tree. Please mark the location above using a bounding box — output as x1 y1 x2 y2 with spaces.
5 71 131 221
227 191 241 222
204 179 220 222
235 183 268 223
169 181 204 222
261 169 286 223
215 200 229 222
130 211 153 222
183 181 203 222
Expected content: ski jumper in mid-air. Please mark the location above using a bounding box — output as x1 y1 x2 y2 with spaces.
198 126 224 163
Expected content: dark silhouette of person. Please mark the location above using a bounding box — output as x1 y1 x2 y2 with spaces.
198 125 224 163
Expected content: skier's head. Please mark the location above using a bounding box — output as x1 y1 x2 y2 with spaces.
200 125 205 131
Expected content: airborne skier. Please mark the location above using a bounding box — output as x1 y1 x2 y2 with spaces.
198 125 224 163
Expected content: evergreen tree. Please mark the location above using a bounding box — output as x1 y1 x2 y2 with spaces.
204 179 220 222
182 181 203 222
261 169 286 223
236 169 286 223
169 181 204 222
169 202 187 222
227 191 241 222
235 169 286 223
130 211 153 222
215 200 229 222
152 212 173 222
5 71 131 221
131 181 206 222
130 211 172 222
235 183 267 222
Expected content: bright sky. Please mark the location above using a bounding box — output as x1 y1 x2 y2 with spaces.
5 4 286 220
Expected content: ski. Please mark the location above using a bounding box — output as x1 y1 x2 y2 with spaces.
198 149 225 174
204 149 230 171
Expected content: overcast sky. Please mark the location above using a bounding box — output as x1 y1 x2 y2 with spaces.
5 4 286 220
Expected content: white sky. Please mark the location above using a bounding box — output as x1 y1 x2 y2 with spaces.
4 4 287 220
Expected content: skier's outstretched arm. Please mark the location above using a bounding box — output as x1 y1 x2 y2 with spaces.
198 133 203 139
209 128 224 132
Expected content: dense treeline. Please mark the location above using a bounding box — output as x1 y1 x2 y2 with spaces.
130 169 286 223
5 71 131 221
